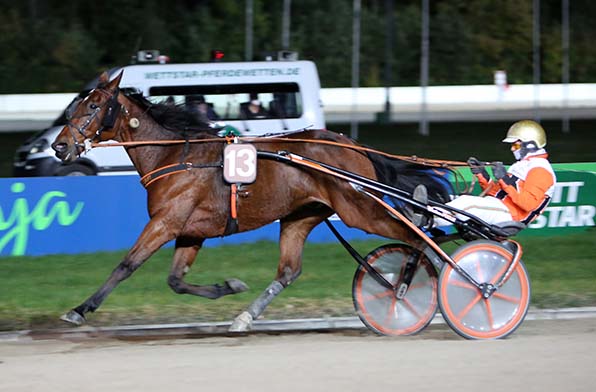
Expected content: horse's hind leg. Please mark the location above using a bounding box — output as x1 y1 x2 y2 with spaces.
167 236 249 299
229 211 328 332
61 217 174 326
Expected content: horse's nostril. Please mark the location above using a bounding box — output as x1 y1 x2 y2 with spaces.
52 142 67 153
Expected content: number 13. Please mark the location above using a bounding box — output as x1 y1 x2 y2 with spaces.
223 144 257 183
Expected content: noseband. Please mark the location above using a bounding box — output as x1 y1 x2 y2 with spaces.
66 88 123 152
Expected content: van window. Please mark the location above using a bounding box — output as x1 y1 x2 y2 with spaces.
148 83 302 122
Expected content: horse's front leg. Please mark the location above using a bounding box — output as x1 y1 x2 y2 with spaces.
166 236 249 299
229 212 328 332
60 217 175 326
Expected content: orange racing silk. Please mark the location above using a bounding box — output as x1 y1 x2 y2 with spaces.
476 152 556 224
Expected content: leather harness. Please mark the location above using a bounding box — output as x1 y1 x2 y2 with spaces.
139 136 241 236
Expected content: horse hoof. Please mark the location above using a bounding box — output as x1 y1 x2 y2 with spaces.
60 310 86 326
226 278 249 293
229 311 253 332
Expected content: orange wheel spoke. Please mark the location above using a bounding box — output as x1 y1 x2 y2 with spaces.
384 296 398 325
457 294 482 319
362 290 393 302
402 297 422 319
484 299 495 330
409 279 434 290
476 260 483 282
492 291 521 304
490 263 510 285
449 279 478 291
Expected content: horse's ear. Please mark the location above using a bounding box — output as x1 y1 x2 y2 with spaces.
105 71 124 92
98 71 110 85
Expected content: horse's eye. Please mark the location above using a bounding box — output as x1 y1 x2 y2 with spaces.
89 103 99 110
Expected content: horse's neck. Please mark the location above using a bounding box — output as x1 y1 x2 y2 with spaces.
118 108 178 176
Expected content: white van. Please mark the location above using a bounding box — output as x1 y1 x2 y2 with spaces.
13 58 325 176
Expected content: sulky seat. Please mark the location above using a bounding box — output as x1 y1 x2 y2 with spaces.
490 221 527 238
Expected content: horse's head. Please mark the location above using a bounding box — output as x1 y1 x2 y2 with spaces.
52 71 125 162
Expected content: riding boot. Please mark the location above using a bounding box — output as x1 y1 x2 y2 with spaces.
413 183 428 204
404 184 432 228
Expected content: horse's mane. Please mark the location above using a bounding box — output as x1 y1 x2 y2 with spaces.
122 90 220 136
366 151 455 203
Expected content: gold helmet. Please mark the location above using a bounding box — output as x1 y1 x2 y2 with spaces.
502 120 547 148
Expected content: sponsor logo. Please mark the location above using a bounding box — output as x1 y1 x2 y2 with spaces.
0 182 84 256
529 181 595 229
144 67 301 80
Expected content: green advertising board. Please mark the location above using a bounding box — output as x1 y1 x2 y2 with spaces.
455 162 596 236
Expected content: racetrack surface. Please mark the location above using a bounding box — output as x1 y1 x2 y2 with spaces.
1 318 595 392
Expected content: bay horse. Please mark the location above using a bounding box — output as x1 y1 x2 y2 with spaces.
51 71 451 331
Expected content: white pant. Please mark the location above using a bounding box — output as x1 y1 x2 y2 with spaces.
434 195 513 227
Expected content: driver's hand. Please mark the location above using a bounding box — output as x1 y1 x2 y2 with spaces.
492 162 508 180
467 157 489 180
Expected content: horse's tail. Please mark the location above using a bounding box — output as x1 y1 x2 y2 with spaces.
366 151 455 203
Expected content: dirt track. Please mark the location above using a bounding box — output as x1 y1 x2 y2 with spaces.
1 318 596 392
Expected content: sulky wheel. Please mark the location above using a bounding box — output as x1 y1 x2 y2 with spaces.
438 240 531 340
352 243 438 336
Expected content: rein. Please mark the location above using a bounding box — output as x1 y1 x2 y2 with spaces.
78 87 477 192
90 136 470 168
76 85 475 182
94 134 482 194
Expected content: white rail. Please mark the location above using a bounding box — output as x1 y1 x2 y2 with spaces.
321 83 596 122
1 83 595 132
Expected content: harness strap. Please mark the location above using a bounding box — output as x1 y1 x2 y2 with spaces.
222 136 241 236
181 132 190 161
140 162 221 188
223 183 239 236
139 159 239 236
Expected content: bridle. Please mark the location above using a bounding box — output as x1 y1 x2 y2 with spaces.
65 87 123 152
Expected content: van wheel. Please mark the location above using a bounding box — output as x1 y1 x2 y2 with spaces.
55 164 95 176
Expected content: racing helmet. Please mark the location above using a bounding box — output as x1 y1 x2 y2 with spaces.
502 120 547 148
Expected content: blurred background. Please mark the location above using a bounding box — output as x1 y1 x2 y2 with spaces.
1 0 595 91
1 0 595 175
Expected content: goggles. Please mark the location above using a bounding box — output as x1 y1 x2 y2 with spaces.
511 141 522 151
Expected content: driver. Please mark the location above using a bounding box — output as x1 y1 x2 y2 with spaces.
410 120 557 228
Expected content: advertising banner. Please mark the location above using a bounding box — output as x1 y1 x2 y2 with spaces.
526 169 596 235
0 176 147 256
1 163 594 257
0 176 370 257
